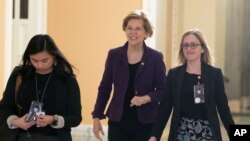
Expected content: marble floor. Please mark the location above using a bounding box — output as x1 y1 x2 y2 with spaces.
72 99 250 141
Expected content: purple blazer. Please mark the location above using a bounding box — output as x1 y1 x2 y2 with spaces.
92 42 166 124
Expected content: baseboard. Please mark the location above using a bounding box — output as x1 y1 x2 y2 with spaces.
71 124 108 138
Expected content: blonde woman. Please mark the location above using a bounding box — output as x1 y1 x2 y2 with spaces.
149 28 234 141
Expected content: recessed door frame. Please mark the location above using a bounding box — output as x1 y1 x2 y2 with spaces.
4 0 47 84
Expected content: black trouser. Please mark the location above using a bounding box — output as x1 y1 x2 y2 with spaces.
18 132 58 141
108 120 153 141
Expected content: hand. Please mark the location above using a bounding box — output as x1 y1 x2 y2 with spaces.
93 118 104 141
148 136 157 141
11 114 36 130
36 114 54 127
130 95 151 107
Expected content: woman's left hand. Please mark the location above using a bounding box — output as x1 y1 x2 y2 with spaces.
36 114 54 127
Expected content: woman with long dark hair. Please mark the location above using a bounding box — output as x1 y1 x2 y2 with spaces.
1 34 82 141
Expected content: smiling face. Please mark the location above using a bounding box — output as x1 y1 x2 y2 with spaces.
182 34 204 63
30 51 54 74
125 19 149 47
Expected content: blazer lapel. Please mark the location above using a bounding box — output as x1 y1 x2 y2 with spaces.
135 42 149 78
120 43 129 68
175 64 186 108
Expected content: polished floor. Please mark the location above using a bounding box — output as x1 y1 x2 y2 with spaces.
72 99 250 141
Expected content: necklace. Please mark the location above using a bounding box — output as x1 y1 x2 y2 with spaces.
35 71 52 103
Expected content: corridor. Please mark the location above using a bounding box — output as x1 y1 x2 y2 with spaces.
72 99 250 141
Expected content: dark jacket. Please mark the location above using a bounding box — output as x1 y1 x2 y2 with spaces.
151 63 234 141
0 67 82 141
92 42 166 124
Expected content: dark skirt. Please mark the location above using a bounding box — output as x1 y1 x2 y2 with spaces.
176 117 214 141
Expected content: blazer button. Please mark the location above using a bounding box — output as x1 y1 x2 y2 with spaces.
135 91 138 95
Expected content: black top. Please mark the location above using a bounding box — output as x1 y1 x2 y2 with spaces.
180 72 207 120
19 72 57 135
121 62 140 122
1 66 82 141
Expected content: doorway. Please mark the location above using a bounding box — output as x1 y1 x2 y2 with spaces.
6 0 47 72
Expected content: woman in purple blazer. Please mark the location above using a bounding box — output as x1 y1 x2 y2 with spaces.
92 10 166 141
149 28 234 141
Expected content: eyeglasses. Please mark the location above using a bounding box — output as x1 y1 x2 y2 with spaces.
182 42 201 49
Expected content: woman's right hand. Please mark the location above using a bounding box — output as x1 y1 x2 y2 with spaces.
93 118 104 141
148 136 158 141
11 114 36 130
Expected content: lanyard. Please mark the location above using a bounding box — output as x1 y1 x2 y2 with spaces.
35 72 52 103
